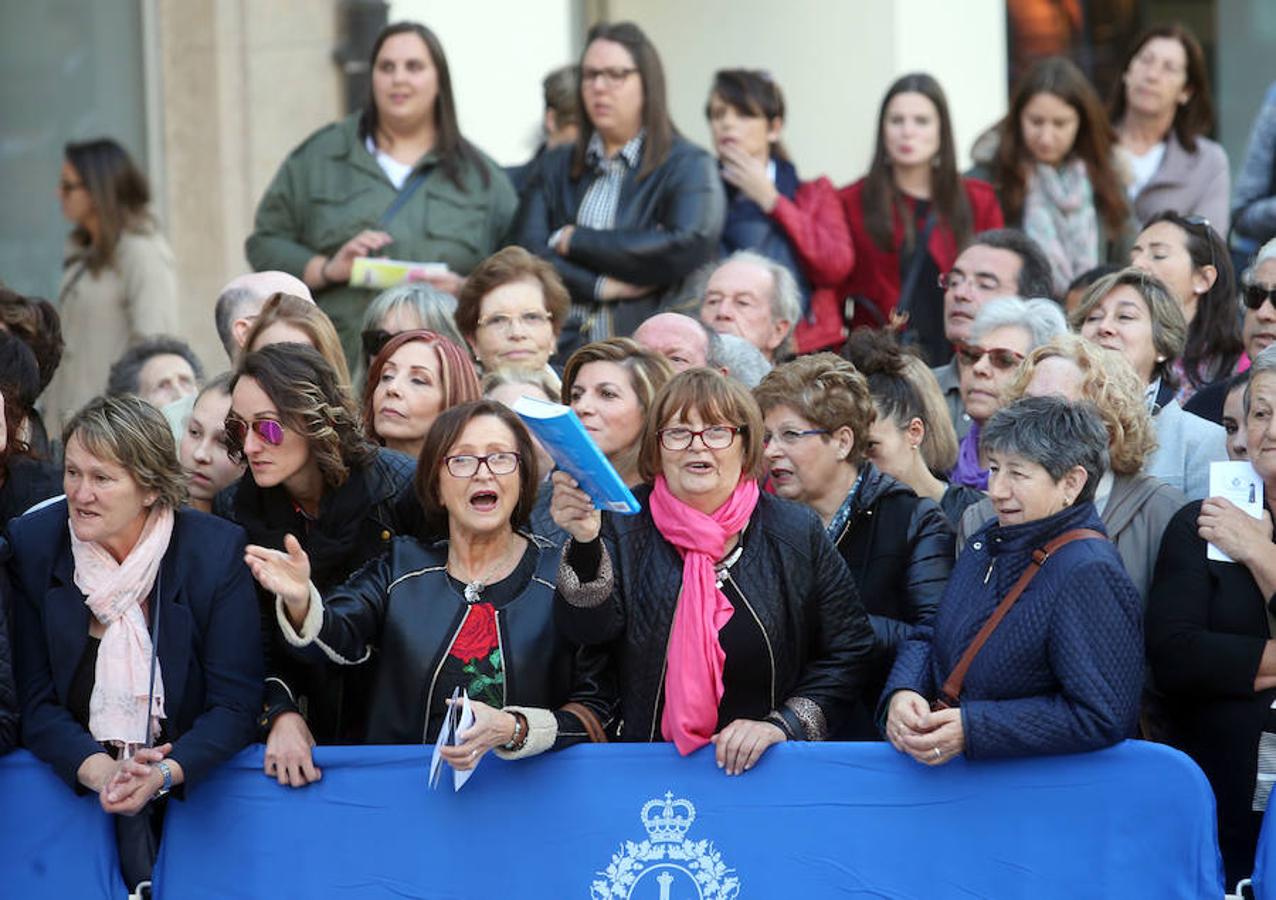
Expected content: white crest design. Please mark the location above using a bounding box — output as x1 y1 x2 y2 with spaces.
590 791 741 899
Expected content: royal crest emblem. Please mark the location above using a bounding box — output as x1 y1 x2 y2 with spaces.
590 791 741 899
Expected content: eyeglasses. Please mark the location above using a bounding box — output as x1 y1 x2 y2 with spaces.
476 311 553 335
361 328 393 361
762 428 829 447
658 425 742 452
58 180 85 194
443 452 521 478
1181 215 1218 273
1244 283 1276 311
580 66 638 88
955 343 1025 371
223 416 285 461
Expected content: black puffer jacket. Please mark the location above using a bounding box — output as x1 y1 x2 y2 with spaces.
832 464 954 738
214 447 420 742
556 487 876 742
513 136 725 355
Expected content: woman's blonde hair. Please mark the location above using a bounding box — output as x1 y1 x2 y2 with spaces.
242 293 353 389
63 394 188 509
1005 333 1157 475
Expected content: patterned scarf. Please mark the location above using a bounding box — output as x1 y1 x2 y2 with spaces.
1022 159 1099 296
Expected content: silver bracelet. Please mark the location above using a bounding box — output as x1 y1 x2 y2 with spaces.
501 711 526 751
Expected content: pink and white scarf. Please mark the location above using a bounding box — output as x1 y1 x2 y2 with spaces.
70 505 173 747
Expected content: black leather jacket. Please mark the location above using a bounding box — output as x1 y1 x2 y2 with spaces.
282 535 614 746
832 463 954 737
512 136 725 352
214 448 421 742
556 488 876 742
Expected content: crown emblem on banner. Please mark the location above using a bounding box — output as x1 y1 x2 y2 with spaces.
640 791 696 843
592 790 740 899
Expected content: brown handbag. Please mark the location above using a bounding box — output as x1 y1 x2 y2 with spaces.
931 528 1106 711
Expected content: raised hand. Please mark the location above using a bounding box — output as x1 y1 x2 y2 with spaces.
549 470 601 544
718 143 779 212
244 534 312 615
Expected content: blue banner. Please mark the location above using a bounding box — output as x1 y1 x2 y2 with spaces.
142 741 1221 898
0 750 126 898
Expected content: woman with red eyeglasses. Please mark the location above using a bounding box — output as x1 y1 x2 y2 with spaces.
951 297 1067 490
215 343 419 788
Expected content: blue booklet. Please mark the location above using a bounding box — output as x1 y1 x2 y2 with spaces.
512 395 641 515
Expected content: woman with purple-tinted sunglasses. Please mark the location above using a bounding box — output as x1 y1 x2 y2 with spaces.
213 342 419 790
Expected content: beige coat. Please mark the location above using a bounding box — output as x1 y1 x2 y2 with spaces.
42 227 178 434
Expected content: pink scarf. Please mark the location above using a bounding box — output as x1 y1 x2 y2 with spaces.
70 505 173 747
649 475 760 755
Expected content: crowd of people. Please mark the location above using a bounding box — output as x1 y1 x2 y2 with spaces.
4 16 1276 895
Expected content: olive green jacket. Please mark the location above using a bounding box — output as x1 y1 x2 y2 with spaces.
246 113 517 356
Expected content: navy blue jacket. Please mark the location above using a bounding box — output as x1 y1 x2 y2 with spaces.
882 501 1143 759
7 502 263 791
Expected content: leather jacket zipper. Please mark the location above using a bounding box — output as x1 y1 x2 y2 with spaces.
495 609 507 706
421 608 471 744
725 573 776 710
649 622 675 741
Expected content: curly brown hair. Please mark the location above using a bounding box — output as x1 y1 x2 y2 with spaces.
231 344 375 488
753 352 877 467
1004 334 1157 475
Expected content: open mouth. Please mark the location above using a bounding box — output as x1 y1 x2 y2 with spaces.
469 490 499 512
684 460 714 474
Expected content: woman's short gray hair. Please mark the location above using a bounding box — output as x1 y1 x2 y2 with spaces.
969 296 1068 350
980 395 1110 505
354 283 465 388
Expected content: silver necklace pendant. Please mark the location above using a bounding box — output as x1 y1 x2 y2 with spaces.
463 581 484 604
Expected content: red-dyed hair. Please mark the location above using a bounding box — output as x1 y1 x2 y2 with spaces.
361 329 480 444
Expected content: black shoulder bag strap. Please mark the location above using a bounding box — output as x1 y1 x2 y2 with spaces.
895 210 938 323
377 166 432 229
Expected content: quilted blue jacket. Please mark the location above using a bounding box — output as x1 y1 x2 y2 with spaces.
881 501 1143 759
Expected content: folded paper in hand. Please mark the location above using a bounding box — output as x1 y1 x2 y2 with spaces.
428 687 477 792
1207 460 1263 563
513 395 641 514
350 257 448 290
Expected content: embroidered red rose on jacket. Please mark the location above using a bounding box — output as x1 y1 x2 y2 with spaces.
448 603 498 662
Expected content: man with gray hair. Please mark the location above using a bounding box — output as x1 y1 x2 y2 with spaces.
714 332 772 389
698 250 800 362
214 270 312 362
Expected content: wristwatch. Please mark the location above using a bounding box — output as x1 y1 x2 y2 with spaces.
153 760 173 800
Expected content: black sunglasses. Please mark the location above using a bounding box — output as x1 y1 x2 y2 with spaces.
1244 283 1276 311
361 328 393 361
